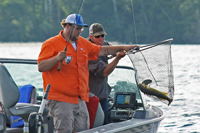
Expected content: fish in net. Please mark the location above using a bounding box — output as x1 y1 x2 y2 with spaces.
127 38 174 106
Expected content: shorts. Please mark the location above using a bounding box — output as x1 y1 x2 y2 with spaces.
46 98 90 133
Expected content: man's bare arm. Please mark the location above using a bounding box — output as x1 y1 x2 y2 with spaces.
38 51 66 72
103 50 126 77
99 45 138 56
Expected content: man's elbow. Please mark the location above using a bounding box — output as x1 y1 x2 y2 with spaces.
38 62 45 72
98 51 104 56
38 66 43 72
103 73 109 77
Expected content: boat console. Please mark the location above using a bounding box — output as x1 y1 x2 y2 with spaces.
109 92 136 122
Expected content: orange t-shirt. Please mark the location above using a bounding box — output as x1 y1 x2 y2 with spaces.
38 30 101 104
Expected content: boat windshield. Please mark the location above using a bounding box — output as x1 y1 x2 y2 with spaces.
108 66 143 106
3 63 44 96
2 62 145 107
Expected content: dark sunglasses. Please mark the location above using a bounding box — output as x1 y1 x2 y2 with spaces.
94 35 104 38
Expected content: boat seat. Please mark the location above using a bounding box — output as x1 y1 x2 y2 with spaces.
86 93 104 129
29 86 37 104
10 84 37 128
93 101 104 128
0 63 49 132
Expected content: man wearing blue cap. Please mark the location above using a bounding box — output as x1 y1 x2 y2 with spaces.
38 13 138 133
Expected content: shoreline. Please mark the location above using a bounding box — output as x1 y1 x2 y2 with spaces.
0 42 43 46
0 42 121 46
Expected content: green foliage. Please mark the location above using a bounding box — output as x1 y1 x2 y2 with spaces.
0 0 200 44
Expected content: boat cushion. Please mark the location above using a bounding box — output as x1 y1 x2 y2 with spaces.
86 93 99 129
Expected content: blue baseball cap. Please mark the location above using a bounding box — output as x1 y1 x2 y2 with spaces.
65 13 88 27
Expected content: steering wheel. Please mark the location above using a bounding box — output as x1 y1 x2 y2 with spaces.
107 96 114 111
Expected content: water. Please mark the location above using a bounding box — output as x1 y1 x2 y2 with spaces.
0 43 200 132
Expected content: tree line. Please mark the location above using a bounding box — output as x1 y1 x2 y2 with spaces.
0 0 200 44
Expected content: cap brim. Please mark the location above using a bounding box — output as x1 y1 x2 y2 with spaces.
93 31 107 36
76 23 88 27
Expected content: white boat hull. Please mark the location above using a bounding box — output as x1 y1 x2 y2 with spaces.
79 105 164 133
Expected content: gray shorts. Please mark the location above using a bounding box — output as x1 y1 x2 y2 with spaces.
46 98 89 133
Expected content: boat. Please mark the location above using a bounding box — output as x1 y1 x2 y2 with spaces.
0 58 165 133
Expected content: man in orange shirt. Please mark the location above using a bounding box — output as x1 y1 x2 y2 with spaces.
38 13 138 133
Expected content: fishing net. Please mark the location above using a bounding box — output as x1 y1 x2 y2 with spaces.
127 38 174 105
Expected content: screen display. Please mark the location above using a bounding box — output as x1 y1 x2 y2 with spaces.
116 94 130 105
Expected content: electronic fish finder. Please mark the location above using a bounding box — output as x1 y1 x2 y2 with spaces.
113 92 136 109
109 92 136 122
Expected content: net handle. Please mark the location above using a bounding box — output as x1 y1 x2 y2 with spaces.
126 38 173 54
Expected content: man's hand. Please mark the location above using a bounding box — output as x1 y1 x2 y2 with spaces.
56 51 66 61
116 50 126 59
124 45 139 52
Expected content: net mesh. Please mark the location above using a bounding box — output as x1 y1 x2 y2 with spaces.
127 38 174 105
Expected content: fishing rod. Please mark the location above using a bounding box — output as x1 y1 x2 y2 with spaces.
130 0 172 51
131 0 137 44
29 84 51 133
58 0 84 71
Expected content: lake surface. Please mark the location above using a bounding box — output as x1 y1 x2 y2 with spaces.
0 42 200 132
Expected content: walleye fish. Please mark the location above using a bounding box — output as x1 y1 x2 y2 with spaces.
138 79 173 106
